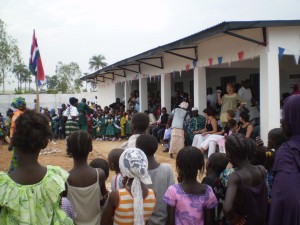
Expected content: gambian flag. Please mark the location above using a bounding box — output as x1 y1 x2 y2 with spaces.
29 30 45 83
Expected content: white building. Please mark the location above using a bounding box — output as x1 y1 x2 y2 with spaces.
81 20 300 142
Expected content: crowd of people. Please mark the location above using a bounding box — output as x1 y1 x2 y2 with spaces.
0 81 299 225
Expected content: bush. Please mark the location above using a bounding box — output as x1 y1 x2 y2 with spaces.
14 89 23 94
46 89 58 94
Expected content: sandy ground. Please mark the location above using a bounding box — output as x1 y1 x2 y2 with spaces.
0 139 178 188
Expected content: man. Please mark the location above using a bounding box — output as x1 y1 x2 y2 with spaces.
152 107 169 142
185 107 206 146
238 79 252 109
77 98 94 132
109 98 124 111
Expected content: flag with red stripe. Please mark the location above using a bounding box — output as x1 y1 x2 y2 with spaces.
29 30 45 82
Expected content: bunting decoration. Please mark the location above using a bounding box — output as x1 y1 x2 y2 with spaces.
278 47 285 60
192 60 197 68
185 64 190 73
172 71 176 79
208 58 213 66
294 54 300 65
217 56 223 65
238 51 244 61
179 70 182 77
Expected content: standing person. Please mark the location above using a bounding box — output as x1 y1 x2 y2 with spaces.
64 97 79 138
186 107 206 146
207 87 217 109
109 98 124 111
66 130 105 225
152 107 169 142
8 97 27 172
217 83 245 126
120 112 127 138
105 114 115 141
0 110 73 225
223 133 268 225
101 148 156 225
163 146 218 225
5 109 13 136
77 98 94 132
269 95 300 225
120 112 149 149
113 110 122 141
238 79 252 110
136 134 175 225
168 102 190 158
108 148 124 191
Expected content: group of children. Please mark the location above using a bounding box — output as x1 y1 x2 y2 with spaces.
92 110 132 141
0 109 290 225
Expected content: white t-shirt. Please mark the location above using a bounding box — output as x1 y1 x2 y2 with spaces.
238 87 252 108
63 106 79 120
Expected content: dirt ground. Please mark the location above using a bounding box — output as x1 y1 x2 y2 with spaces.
0 139 178 188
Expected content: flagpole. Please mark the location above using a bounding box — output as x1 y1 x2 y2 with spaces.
35 77 40 113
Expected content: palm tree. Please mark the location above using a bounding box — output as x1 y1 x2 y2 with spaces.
12 64 28 91
89 54 108 71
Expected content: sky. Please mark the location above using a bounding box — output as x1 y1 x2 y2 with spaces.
1 0 300 90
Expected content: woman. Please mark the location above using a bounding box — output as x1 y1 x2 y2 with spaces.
217 83 245 126
8 97 27 172
237 111 253 139
64 97 79 137
269 95 300 225
192 107 218 151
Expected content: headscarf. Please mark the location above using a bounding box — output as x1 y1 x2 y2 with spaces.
11 97 26 109
179 101 189 109
283 94 300 135
119 148 152 225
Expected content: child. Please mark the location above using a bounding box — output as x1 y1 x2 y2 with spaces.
0 110 72 225
108 148 124 191
89 158 110 217
163 146 218 225
91 113 98 139
120 112 149 149
223 133 268 225
202 153 229 224
101 148 156 225
136 134 175 225
106 114 115 141
124 110 132 139
98 112 108 140
120 112 127 138
66 130 106 225
113 110 121 141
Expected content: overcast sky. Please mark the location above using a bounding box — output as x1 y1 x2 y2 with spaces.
1 0 300 85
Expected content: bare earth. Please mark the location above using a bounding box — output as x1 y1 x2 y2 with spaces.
0 139 178 187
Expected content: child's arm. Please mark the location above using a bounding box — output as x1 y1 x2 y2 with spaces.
166 205 175 225
223 173 246 225
100 190 119 225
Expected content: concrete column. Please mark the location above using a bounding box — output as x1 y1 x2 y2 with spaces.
259 48 281 143
124 81 131 111
139 77 148 112
194 67 207 113
161 74 171 113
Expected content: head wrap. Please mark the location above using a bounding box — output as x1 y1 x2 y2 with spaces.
283 94 300 135
119 148 152 225
11 97 26 109
179 102 189 109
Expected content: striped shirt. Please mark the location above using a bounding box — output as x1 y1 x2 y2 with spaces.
114 188 156 225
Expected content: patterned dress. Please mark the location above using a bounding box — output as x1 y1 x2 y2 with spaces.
186 115 206 145
163 184 217 225
105 119 115 136
0 166 73 225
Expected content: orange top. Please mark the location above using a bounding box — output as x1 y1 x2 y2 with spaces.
10 109 23 138
114 188 156 225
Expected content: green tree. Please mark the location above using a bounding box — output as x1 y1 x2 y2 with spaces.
45 75 59 89
89 54 108 71
12 63 31 91
0 19 21 93
55 62 82 93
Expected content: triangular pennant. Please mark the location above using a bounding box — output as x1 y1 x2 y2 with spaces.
208 58 213 66
180 70 182 77
228 56 232 67
238 51 244 61
173 71 176 79
185 64 190 73
192 60 197 68
149 76 152 82
158 75 161 82
294 53 300 65
278 47 285 60
217 56 223 65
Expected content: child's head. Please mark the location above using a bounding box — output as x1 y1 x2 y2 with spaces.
227 119 238 133
225 133 256 164
67 130 92 160
136 134 158 156
12 110 52 153
226 110 235 120
89 158 109 179
130 112 149 134
206 153 229 176
267 128 286 150
108 148 124 172
176 146 205 183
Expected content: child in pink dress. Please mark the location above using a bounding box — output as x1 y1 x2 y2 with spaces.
163 146 218 225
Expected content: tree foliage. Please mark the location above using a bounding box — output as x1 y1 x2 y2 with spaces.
12 63 31 91
55 61 82 93
89 54 108 71
0 19 22 93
